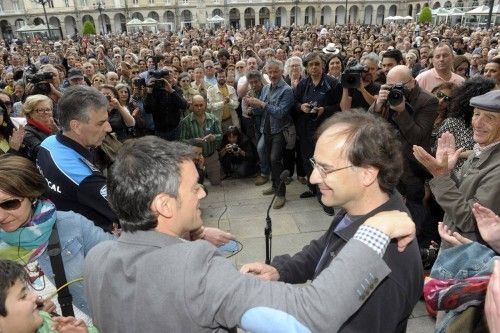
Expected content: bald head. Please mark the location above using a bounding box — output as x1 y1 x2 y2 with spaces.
386 65 412 85
191 95 206 116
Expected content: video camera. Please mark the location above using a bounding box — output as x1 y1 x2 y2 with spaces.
340 62 367 89
25 69 54 95
149 70 169 89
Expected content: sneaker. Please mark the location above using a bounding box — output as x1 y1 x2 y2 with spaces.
262 187 275 195
273 196 286 209
255 175 269 186
297 176 307 185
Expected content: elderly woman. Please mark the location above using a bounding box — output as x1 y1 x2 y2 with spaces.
327 54 343 81
91 73 106 88
20 95 58 162
0 155 113 320
283 56 305 89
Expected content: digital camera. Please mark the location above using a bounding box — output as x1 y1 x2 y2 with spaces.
340 62 367 89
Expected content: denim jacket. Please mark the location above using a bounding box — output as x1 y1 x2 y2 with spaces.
430 242 497 333
37 211 114 315
259 79 293 135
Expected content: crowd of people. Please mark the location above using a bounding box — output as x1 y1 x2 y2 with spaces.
0 21 500 332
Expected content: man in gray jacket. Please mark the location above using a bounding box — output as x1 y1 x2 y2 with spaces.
84 136 415 333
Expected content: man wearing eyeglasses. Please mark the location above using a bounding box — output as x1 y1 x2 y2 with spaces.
370 65 438 248
240 110 423 332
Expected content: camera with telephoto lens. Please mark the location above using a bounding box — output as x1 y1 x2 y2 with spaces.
387 83 405 107
340 62 367 89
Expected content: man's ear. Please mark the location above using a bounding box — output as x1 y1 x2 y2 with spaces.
150 193 175 219
69 119 82 136
361 165 380 187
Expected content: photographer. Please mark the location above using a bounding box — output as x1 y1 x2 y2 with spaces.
219 126 258 178
369 65 438 241
340 53 380 111
144 69 187 141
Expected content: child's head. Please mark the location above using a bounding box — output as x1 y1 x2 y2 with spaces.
0 260 42 333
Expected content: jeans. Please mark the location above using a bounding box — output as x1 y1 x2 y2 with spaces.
264 131 286 197
257 135 271 176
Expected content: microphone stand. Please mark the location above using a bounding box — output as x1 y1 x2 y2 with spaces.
265 170 289 265
265 195 276 265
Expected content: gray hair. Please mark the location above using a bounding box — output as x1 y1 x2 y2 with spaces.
246 69 263 81
284 56 304 76
265 59 284 72
58 86 108 132
361 52 380 66
108 137 195 232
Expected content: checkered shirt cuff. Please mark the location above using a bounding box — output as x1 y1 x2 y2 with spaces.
353 225 390 257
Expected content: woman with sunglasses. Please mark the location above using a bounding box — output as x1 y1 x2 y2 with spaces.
0 155 113 322
432 76 495 173
0 100 24 156
19 95 58 162
91 73 106 88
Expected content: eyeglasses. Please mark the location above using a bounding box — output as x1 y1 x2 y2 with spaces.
34 108 52 114
436 91 452 102
0 198 22 210
93 79 105 83
310 158 352 179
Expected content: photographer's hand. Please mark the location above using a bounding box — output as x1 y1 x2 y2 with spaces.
374 85 390 113
300 103 312 113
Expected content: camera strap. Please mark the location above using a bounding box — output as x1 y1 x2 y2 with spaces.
47 223 75 317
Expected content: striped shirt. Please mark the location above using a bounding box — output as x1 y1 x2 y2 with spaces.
179 112 222 157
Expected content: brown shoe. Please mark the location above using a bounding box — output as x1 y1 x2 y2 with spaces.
255 175 269 186
273 196 286 209
262 187 275 195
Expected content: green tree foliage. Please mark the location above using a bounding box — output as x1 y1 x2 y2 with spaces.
419 6 432 24
82 21 96 35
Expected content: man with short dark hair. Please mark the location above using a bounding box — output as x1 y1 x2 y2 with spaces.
241 109 423 333
84 135 416 333
381 49 404 77
36 86 116 231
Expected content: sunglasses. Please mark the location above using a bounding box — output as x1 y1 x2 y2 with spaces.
0 198 22 210
436 91 452 102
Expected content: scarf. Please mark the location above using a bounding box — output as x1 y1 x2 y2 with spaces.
27 117 53 135
0 199 57 262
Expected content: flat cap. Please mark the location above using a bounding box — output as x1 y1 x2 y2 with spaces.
470 90 500 113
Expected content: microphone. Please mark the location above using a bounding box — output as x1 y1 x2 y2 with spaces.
265 169 289 264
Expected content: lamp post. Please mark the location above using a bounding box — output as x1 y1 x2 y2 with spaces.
93 1 106 35
344 0 348 25
32 0 52 39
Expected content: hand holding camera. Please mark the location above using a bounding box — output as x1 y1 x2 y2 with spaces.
376 84 406 114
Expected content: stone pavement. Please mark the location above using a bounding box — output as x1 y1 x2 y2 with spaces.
201 176 436 333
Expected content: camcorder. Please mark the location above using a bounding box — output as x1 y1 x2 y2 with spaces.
340 62 367 89
26 72 54 95
133 77 146 87
386 83 405 107
149 70 169 89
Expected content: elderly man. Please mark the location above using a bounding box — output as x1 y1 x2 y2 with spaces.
241 110 423 332
105 71 119 87
370 65 438 243
84 135 416 333
416 43 465 92
180 95 223 185
414 90 500 246
245 59 294 209
36 86 116 232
